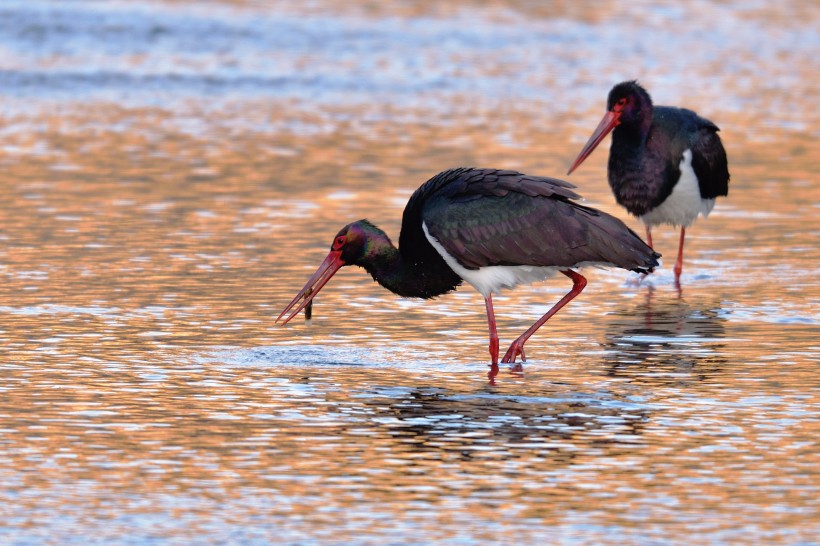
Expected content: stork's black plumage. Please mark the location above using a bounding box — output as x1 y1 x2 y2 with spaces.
278 168 659 373
568 81 729 284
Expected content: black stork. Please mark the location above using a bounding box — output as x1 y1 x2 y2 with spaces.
277 168 659 371
567 81 729 284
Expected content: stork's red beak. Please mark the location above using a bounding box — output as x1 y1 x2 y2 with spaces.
567 110 621 175
276 250 344 325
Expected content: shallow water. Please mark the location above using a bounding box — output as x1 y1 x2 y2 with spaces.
0 1 818 544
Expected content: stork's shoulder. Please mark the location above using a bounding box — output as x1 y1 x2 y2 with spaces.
654 105 720 137
410 167 581 207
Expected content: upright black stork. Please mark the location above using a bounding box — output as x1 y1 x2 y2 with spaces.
567 81 729 284
277 168 659 371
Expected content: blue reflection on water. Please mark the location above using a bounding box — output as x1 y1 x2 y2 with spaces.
0 0 815 134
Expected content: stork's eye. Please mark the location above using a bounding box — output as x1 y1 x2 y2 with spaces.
332 235 347 250
612 96 629 113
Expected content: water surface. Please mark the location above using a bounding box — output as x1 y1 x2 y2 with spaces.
0 1 818 544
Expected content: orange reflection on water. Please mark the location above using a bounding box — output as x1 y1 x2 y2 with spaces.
0 2 819 542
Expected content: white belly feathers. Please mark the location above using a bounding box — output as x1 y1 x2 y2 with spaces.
422 222 605 298
639 149 716 228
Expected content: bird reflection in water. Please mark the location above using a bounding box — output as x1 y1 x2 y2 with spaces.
361 386 650 462
602 287 728 383
488 361 527 385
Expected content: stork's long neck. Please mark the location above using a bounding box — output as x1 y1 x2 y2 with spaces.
610 115 651 158
607 115 656 216
357 225 461 300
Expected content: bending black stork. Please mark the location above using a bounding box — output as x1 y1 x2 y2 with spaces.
567 81 729 284
277 168 659 370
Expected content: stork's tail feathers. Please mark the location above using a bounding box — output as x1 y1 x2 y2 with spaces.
579 207 661 274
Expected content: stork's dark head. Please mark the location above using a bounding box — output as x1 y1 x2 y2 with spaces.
606 80 653 127
276 220 392 324
328 220 390 267
568 80 654 175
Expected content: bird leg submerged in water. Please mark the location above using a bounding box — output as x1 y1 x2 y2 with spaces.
674 227 686 281
484 270 587 365
645 226 686 286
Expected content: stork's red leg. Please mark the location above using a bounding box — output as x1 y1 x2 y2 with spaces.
487 363 499 385
501 270 587 364
640 226 655 282
485 294 500 366
674 227 686 281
